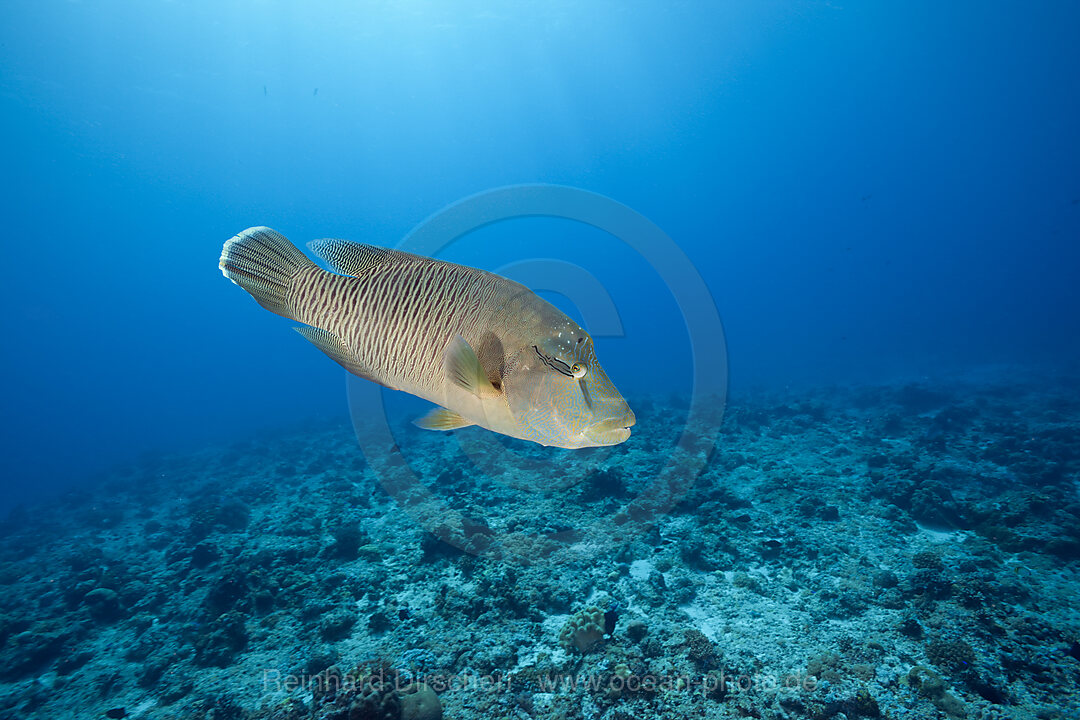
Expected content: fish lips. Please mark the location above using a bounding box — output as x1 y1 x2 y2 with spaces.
583 411 636 445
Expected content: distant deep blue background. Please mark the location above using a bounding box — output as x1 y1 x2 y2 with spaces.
2 1 1078 511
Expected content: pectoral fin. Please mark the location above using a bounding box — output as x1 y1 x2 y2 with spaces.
415 407 473 431
445 335 500 398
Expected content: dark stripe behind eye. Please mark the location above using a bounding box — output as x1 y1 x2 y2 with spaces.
579 377 593 409
533 345 575 377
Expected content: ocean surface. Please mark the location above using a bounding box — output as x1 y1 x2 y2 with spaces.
1 2 1079 719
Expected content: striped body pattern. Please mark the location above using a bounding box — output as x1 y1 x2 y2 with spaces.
291 260 503 399
220 226 635 448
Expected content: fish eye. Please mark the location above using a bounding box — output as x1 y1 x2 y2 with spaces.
571 363 587 379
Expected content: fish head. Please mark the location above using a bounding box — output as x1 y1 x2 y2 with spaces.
502 331 635 448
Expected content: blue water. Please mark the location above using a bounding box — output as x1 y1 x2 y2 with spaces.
1 0 1078 510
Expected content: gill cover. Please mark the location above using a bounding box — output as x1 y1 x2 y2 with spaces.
504 344 589 446
503 337 631 448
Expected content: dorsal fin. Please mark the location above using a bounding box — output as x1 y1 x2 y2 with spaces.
307 238 426 278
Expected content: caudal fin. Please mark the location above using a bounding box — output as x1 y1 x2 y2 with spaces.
219 227 316 320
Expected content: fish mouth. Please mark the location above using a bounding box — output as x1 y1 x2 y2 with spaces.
584 411 636 445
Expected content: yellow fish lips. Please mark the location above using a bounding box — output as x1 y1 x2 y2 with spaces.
583 410 636 446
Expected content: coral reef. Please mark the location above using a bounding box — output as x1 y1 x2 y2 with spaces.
558 605 607 653
0 368 1078 719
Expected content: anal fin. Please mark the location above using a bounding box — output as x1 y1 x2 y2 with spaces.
294 326 378 383
415 407 473 431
